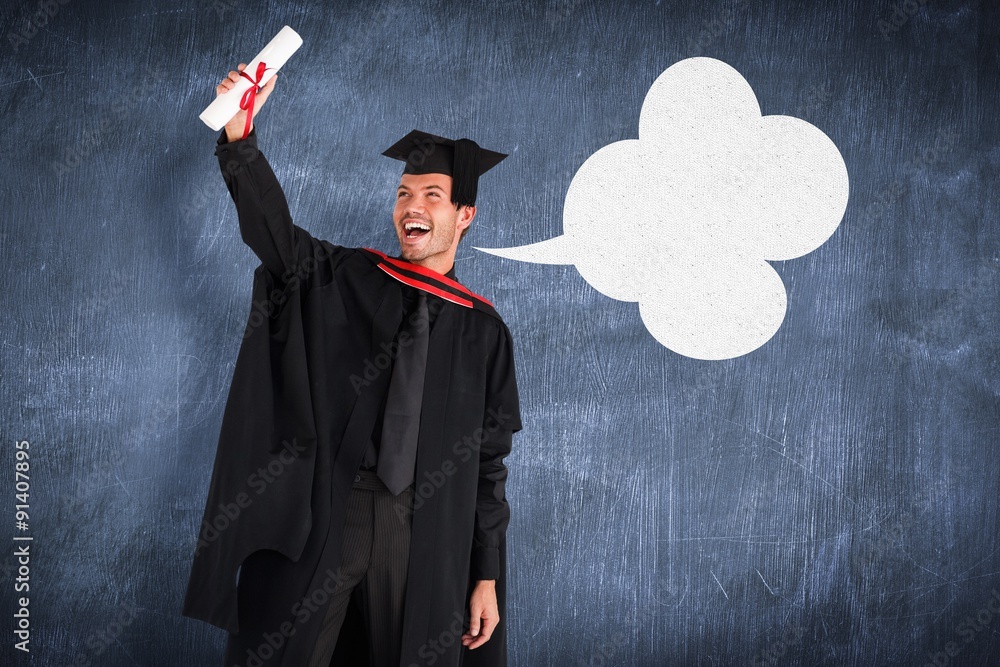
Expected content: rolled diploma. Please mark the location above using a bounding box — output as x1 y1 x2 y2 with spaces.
199 25 303 131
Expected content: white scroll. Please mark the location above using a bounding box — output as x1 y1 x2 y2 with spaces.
199 25 303 132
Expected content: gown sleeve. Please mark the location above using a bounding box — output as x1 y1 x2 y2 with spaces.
214 127 340 288
470 320 523 580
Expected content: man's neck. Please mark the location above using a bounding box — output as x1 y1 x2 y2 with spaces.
409 254 457 279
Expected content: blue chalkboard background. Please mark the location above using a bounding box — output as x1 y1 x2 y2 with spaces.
2 0 997 665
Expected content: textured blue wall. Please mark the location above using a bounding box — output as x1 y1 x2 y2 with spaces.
2 0 997 665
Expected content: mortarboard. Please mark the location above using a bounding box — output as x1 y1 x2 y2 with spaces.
382 129 507 208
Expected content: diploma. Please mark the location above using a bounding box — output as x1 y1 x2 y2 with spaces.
199 25 303 132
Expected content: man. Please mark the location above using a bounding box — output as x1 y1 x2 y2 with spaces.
182 65 522 667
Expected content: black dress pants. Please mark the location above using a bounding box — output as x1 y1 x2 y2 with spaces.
308 470 414 667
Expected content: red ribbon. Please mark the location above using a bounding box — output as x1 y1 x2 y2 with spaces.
237 61 273 140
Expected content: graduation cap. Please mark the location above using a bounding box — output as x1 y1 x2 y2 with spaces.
382 129 507 208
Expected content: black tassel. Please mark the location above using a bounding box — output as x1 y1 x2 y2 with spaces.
452 138 480 208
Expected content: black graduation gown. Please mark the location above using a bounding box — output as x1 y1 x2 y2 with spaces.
181 129 522 667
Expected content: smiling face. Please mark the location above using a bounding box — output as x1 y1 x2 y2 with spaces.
393 172 476 274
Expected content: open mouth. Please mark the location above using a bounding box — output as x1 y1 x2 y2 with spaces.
404 221 431 239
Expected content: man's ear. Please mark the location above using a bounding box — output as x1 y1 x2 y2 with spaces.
457 205 476 233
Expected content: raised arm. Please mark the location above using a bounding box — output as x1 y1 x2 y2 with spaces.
213 64 332 285
215 128 300 279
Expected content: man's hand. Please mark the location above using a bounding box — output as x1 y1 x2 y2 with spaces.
216 63 278 143
462 579 499 650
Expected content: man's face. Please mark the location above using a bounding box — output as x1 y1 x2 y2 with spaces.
393 173 474 270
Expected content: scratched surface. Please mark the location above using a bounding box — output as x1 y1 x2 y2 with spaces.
1 0 997 665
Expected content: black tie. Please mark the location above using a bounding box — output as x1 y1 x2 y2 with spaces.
377 290 429 495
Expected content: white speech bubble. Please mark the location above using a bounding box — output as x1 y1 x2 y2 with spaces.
477 57 849 360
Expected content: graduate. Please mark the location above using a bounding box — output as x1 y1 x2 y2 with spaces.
182 64 523 667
